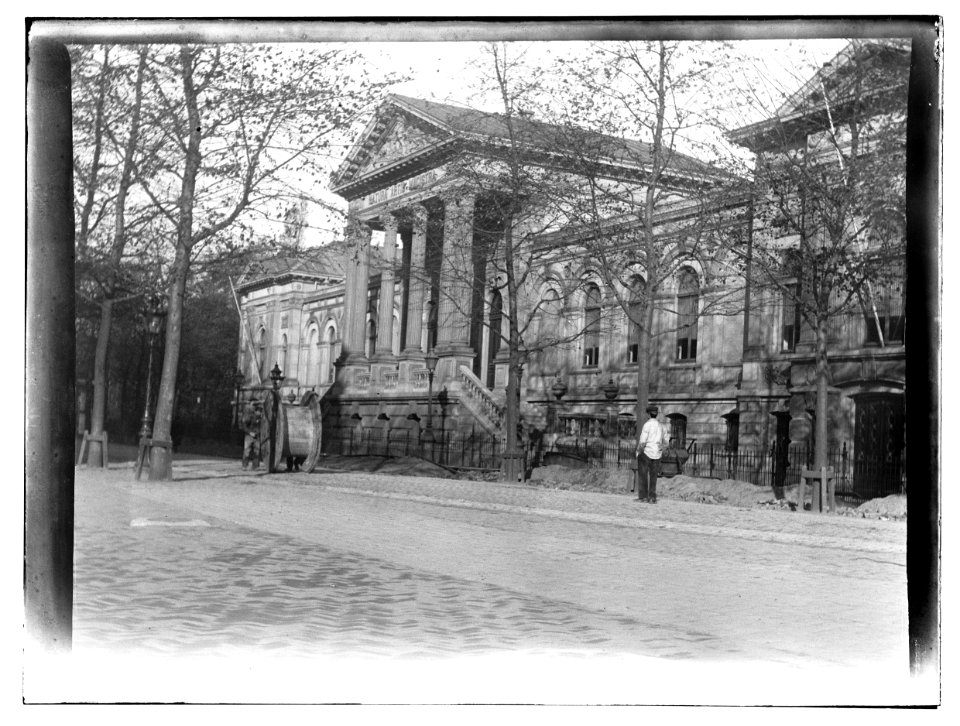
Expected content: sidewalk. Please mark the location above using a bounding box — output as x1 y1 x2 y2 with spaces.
120 454 905 555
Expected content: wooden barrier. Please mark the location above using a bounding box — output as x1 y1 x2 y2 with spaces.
76 430 109 468
800 466 837 513
135 437 172 480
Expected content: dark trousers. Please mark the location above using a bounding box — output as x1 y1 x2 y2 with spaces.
242 433 260 468
637 452 661 501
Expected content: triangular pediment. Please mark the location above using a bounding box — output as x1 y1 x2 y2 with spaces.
332 98 456 193
354 115 443 176
775 40 910 119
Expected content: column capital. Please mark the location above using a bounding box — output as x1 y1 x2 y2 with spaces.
380 212 399 235
346 216 372 242
440 188 477 211
410 203 429 232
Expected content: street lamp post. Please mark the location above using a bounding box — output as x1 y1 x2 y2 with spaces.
601 376 620 439
139 295 166 441
233 369 244 431
550 374 568 434
267 363 284 472
423 350 438 447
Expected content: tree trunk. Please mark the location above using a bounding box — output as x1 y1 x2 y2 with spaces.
87 299 112 466
501 214 523 482
149 248 189 480
149 46 201 480
85 48 146 468
814 321 830 471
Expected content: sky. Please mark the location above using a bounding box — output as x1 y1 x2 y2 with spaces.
298 37 851 247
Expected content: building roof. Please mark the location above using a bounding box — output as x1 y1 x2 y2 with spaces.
729 39 910 151
332 94 732 195
235 244 346 292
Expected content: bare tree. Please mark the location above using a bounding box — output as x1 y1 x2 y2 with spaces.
729 39 909 473
436 42 603 480
101 43 399 479
72 45 160 465
550 40 745 425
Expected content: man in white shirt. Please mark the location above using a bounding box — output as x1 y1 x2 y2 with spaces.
636 404 668 503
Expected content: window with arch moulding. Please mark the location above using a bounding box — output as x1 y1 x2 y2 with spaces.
583 283 601 368
675 269 699 361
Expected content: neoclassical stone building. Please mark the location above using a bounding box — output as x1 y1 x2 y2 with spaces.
236 41 907 492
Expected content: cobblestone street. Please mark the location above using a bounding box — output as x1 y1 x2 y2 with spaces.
35 457 922 705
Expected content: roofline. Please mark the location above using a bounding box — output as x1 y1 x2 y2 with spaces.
236 270 344 294
333 94 734 198
728 82 907 150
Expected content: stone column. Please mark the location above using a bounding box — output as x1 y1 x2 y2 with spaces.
342 216 371 365
374 213 398 360
401 204 428 357
435 192 476 375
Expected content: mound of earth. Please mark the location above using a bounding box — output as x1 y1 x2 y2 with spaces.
317 454 454 479
527 464 904 516
845 493 907 520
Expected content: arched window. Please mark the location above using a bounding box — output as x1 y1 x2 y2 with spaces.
583 283 601 368
321 322 337 384
676 268 699 361
667 413 688 448
781 250 802 352
540 287 563 374
305 326 319 387
863 258 905 345
626 275 645 364
258 327 268 381
279 334 288 376
723 412 740 451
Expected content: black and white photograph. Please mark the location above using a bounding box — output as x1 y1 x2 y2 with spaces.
23 13 941 708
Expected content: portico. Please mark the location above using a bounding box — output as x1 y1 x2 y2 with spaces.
337 186 503 412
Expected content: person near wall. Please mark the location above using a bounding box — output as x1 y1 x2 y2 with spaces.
636 405 669 503
241 400 263 470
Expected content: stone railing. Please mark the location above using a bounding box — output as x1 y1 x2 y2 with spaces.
413 369 429 390
382 371 399 390
457 365 504 431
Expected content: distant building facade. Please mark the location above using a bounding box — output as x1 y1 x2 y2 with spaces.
236 41 907 493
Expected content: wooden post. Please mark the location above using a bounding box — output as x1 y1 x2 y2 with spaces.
26 38 75 652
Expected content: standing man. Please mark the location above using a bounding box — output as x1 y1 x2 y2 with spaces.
241 400 262 470
636 405 668 503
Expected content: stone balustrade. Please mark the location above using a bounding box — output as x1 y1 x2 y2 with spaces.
457 365 503 430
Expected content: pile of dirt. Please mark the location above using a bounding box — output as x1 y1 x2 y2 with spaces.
843 494 907 520
528 465 631 493
317 454 454 479
526 465 905 517
317 456 906 518
528 466 774 505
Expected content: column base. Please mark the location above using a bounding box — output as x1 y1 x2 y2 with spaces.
433 344 475 386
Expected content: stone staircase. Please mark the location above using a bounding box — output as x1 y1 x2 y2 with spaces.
455 365 504 435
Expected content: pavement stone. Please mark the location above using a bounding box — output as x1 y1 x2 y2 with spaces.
57 455 917 705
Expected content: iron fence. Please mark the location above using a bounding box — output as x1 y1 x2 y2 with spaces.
321 426 904 502
322 426 505 471
541 437 904 502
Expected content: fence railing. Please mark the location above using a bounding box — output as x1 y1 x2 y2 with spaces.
321 426 904 502
322 426 505 471
542 437 904 502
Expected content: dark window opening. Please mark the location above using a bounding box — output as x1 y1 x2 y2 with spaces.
676 269 699 361
667 413 687 449
583 283 600 368
782 283 802 352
